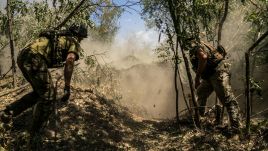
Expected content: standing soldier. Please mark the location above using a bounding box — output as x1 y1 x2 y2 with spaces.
0 24 87 148
188 38 241 134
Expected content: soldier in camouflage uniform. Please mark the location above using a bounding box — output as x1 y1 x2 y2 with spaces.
188 39 241 133
0 24 87 145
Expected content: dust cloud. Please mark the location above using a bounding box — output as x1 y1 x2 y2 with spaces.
107 3 268 119
79 4 266 119
220 4 254 105
80 32 187 119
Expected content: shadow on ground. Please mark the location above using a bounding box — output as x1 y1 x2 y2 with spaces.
1 87 268 151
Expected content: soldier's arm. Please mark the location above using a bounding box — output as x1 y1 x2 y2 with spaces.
194 48 207 89
64 37 81 88
196 47 207 78
64 52 76 88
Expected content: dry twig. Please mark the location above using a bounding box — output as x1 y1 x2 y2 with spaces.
0 84 29 98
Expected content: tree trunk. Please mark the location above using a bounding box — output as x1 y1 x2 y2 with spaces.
250 55 256 115
174 37 180 125
216 0 229 125
167 0 200 128
180 46 200 127
7 0 16 88
165 24 180 126
247 31 268 52
174 54 180 125
245 52 250 135
249 31 261 115
217 0 229 45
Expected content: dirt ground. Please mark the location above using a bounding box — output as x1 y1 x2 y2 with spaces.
0 80 268 151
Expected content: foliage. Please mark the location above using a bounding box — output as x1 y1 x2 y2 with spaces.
0 0 122 50
90 0 123 43
244 0 268 64
141 0 231 61
250 78 263 97
154 42 172 63
142 0 234 76
244 0 268 36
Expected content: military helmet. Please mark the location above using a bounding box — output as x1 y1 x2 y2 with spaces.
69 23 88 38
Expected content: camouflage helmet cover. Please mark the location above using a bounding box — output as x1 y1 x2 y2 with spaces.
69 23 88 38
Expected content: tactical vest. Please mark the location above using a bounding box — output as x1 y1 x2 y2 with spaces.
190 42 225 79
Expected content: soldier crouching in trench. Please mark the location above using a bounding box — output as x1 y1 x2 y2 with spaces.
187 38 241 136
0 24 88 149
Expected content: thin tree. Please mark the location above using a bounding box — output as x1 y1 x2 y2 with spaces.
217 0 229 45
217 0 229 125
249 31 261 115
7 0 16 88
178 70 191 116
167 0 201 128
165 24 180 126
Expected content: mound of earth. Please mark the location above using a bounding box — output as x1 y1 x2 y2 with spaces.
0 78 268 150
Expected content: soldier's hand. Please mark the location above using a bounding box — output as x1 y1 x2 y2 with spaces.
61 85 70 102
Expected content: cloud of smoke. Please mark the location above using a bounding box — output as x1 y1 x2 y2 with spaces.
221 4 252 104
78 4 261 119
80 30 189 119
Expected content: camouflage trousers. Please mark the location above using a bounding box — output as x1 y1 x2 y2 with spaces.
197 61 240 129
5 48 55 136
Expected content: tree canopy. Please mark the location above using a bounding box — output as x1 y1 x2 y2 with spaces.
0 0 122 50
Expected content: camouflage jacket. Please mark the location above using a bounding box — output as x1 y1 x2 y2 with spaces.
25 36 82 68
190 43 224 79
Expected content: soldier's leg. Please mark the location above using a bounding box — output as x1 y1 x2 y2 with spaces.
20 54 55 150
1 50 39 122
30 98 54 151
30 78 54 151
4 92 39 117
31 99 53 134
211 70 240 129
18 52 54 131
25 55 55 136
197 80 213 116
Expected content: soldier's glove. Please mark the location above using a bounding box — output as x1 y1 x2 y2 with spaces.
61 85 70 102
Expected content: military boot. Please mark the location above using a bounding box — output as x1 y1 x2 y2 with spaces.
226 100 241 135
214 104 223 125
199 101 207 117
29 133 43 151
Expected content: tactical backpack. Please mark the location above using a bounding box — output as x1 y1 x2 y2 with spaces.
38 30 72 67
38 24 87 67
189 42 227 79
